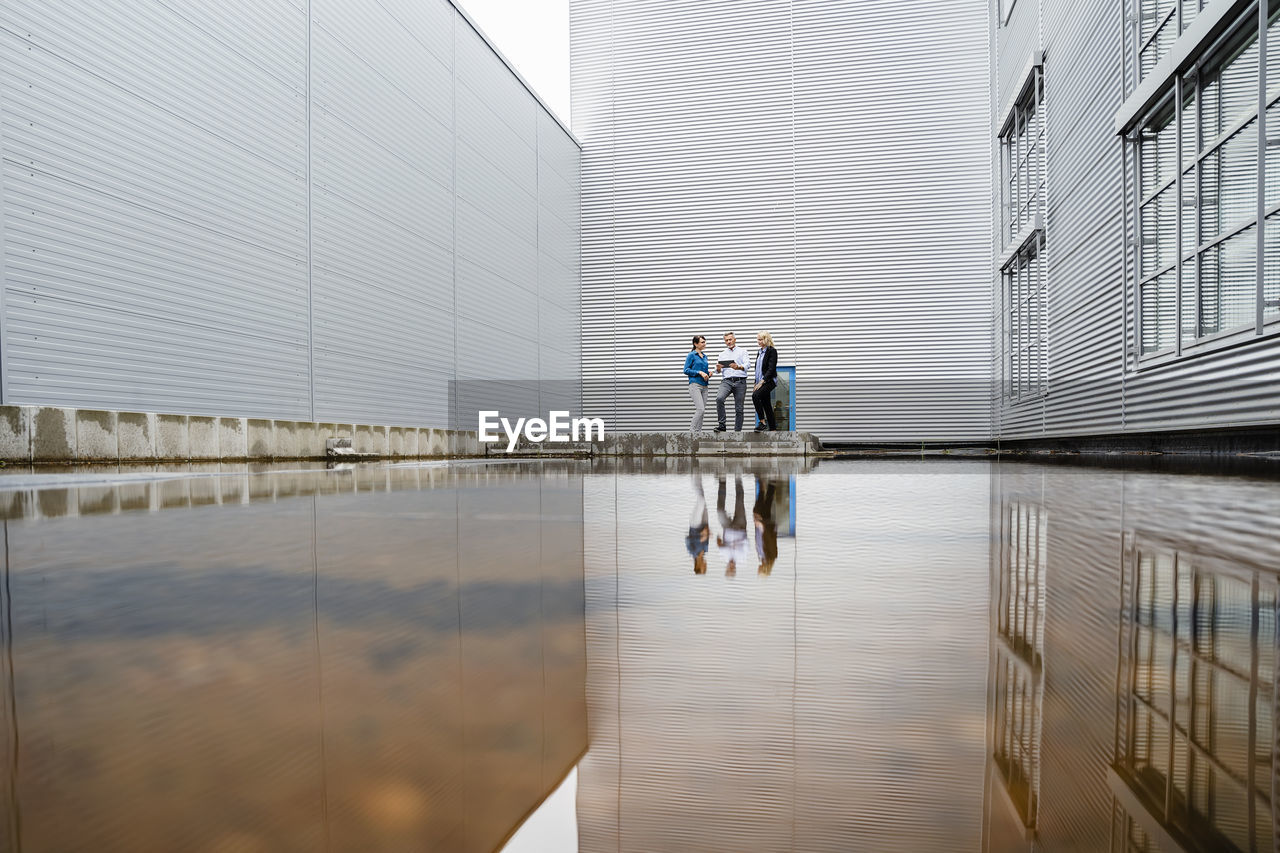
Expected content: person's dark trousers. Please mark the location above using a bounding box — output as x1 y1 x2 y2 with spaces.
753 481 776 524
715 377 747 430
717 476 747 532
752 381 777 430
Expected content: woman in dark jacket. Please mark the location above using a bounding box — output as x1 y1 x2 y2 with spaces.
752 331 778 432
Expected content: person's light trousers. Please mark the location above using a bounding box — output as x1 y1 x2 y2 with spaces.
689 383 707 432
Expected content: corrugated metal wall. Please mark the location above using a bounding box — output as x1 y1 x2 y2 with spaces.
994 0 1280 439
0 0 312 417
571 0 994 441
576 0 1280 442
0 0 580 426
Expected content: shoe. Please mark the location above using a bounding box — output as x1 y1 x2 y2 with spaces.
752 425 767 433
712 426 727 433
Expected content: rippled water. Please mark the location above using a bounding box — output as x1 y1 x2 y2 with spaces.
0 458 1276 852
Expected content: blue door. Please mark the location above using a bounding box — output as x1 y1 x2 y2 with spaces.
772 366 795 431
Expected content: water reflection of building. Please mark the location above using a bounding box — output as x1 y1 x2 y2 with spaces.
1111 537 1278 853
988 496 1047 842
582 461 991 852
985 462 1280 853
0 465 588 852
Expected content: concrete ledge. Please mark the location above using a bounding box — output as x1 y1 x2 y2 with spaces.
389 426 417 456
4 407 831 464
219 418 247 459
32 407 76 462
188 417 219 460
156 415 189 459
423 428 448 455
273 420 299 458
355 424 388 456
118 412 155 460
75 410 118 460
294 421 320 456
0 404 487 465
0 406 30 462
246 419 274 457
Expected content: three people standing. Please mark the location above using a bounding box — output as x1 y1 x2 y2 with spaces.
684 330 781 434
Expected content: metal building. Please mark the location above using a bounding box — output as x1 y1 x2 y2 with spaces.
994 0 1280 440
573 0 1280 443
571 1 994 441
0 0 581 428
6 0 1279 444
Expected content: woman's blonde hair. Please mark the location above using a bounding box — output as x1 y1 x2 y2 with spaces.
757 331 774 347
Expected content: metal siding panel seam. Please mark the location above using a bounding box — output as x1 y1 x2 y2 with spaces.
306 0 313 420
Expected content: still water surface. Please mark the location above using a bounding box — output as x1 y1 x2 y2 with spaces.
0 458 1276 852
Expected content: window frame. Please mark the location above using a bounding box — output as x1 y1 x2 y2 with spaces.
999 0 1019 28
999 64 1047 402
1129 0 1280 366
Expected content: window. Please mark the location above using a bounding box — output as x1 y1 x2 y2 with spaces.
1131 2 1280 358
1133 0 1211 86
1004 244 1047 401
999 0 1018 28
999 66 1046 400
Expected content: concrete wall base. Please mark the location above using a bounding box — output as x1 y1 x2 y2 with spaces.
0 405 482 464
0 405 829 463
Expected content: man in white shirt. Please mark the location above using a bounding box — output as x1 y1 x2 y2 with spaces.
712 331 750 432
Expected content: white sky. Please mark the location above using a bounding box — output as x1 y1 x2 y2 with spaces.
455 0 572 124
499 767 578 853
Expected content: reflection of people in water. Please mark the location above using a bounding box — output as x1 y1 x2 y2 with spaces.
716 475 752 576
686 474 710 574
753 479 779 575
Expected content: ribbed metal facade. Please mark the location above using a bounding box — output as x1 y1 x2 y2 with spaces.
571 1 994 441
577 0 1280 442
994 0 1280 439
0 0 580 426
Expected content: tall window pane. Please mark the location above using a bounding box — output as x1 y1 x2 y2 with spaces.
1132 7 1278 357
1000 67 1046 398
1198 120 1257 242
1140 0 1178 80
1200 30 1259 137
1200 224 1257 334
1137 107 1177 352
1267 215 1280 318
1141 270 1177 351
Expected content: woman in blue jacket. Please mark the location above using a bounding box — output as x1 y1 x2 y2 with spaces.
683 335 710 432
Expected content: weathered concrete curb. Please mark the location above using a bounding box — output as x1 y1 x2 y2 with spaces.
0 405 482 464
